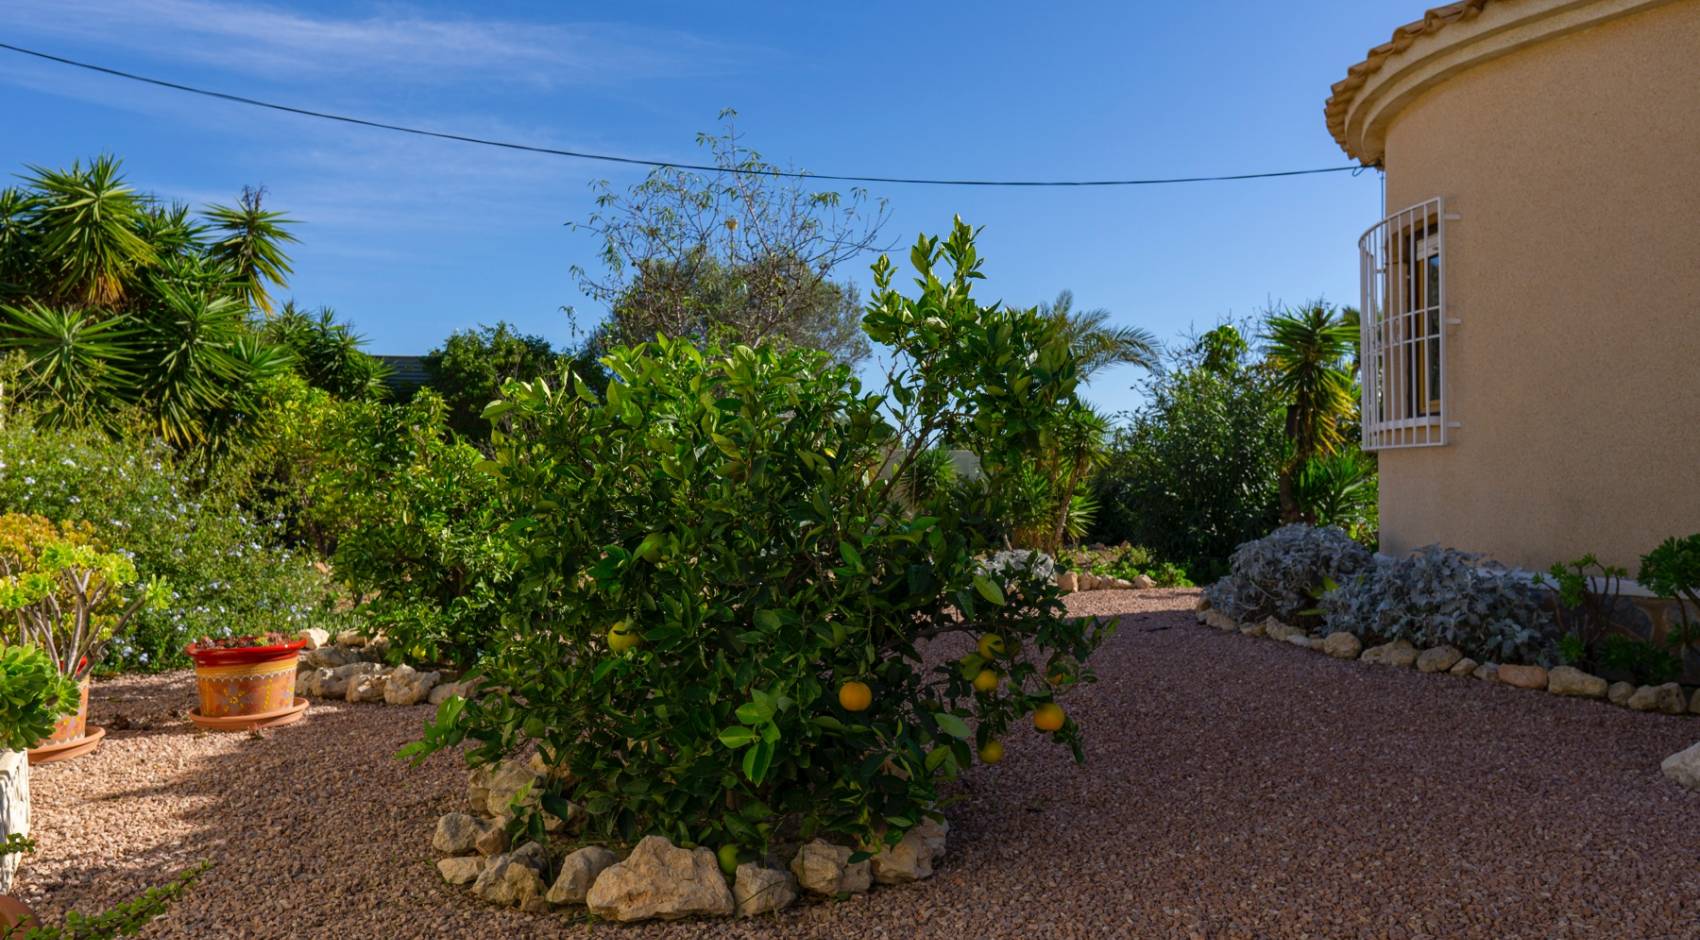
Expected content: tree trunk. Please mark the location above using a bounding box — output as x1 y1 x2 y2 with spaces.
1277 468 1301 525
0 749 27 893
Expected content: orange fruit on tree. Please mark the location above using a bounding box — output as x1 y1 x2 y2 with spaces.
1033 702 1065 732
838 680 872 712
971 668 999 693
978 740 1005 764
977 634 1006 659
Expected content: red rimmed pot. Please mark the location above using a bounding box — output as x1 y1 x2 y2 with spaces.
187 638 308 730
28 660 106 765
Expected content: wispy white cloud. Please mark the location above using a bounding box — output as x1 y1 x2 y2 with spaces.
7 0 741 87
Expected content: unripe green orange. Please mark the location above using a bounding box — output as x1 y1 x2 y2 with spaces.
972 669 999 693
978 740 1005 764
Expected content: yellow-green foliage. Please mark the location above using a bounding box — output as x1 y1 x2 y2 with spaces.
0 513 165 679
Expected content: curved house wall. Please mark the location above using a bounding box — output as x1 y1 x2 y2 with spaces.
1370 0 1700 573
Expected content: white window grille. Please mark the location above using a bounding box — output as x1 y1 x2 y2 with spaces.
1359 198 1447 449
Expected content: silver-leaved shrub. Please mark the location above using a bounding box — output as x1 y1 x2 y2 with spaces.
1323 545 1554 664
1204 524 1372 623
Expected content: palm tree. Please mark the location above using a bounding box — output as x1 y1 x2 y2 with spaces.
205 186 298 317
1262 302 1357 523
1039 290 1159 379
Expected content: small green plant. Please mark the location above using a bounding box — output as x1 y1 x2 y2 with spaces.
1540 554 1628 668
0 858 209 940
0 644 77 752
1596 634 1683 685
1639 533 1700 657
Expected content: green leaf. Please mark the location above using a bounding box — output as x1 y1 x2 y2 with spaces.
717 726 757 748
933 711 972 740
839 540 863 571
972 575 1005 605
736 700 774 725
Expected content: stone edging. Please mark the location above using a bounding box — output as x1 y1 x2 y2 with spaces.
1192 598 1700 718
291 629 471 708
431 757 947 922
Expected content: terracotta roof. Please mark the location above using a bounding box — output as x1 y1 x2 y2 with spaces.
1324 0 1494 162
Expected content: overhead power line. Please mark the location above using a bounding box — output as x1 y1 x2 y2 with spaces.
0 41 1364 189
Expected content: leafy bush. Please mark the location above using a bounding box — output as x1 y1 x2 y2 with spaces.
1062 544 1193 588
0 644 77 751
0 424 339 671
1323 546 1554 664
313 392 511 667
1639 533 1700 654
1205 524 1371 624
1089 325 1285 579
1295 447 1378 546
422 322 564 440
0 513 163 679
407 221 1111 856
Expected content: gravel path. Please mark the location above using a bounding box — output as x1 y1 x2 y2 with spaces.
16 589 1700 938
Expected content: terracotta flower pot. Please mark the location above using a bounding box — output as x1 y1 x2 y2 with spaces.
188 639 306 720
0 894 39 933
27 677 105 765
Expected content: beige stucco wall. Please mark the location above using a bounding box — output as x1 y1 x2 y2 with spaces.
1373 0 1700 573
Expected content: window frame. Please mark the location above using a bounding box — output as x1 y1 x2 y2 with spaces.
1359 198 1448 450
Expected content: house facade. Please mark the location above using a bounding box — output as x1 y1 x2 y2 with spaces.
1326 0 1700 578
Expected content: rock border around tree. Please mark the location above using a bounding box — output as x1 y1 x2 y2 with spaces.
429 760 948 923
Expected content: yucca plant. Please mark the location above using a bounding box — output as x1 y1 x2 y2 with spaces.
20 155 158 309
132 279 251 445
0 300 137 427
1262 302 1358 522
204 186 297 317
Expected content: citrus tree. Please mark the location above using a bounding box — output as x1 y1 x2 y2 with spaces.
406 219 1112 856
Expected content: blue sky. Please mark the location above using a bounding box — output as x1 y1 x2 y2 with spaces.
1 0 1403 416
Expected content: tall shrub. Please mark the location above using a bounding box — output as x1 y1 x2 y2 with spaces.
407 220 1112 854
1089 325 1285 578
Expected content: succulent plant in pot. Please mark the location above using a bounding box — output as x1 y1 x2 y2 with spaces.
183 631 308 730
0 515 164 763
0 644 77 897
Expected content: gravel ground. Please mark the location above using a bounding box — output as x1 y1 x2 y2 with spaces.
17 589 1700 938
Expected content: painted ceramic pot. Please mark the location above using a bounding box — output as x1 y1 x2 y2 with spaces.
41 677 90 746
188 639 306 719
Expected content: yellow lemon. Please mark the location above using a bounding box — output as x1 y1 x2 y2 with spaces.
977 634 1006 659
838 680 872 712
1033 702 1065 732
972 669 999 693
607 620 640 653
978 740 1005 764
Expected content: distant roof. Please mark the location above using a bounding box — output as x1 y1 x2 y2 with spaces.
1325 0 1493 162
375 354 430 390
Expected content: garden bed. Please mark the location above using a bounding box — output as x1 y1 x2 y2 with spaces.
12 590 1700 938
